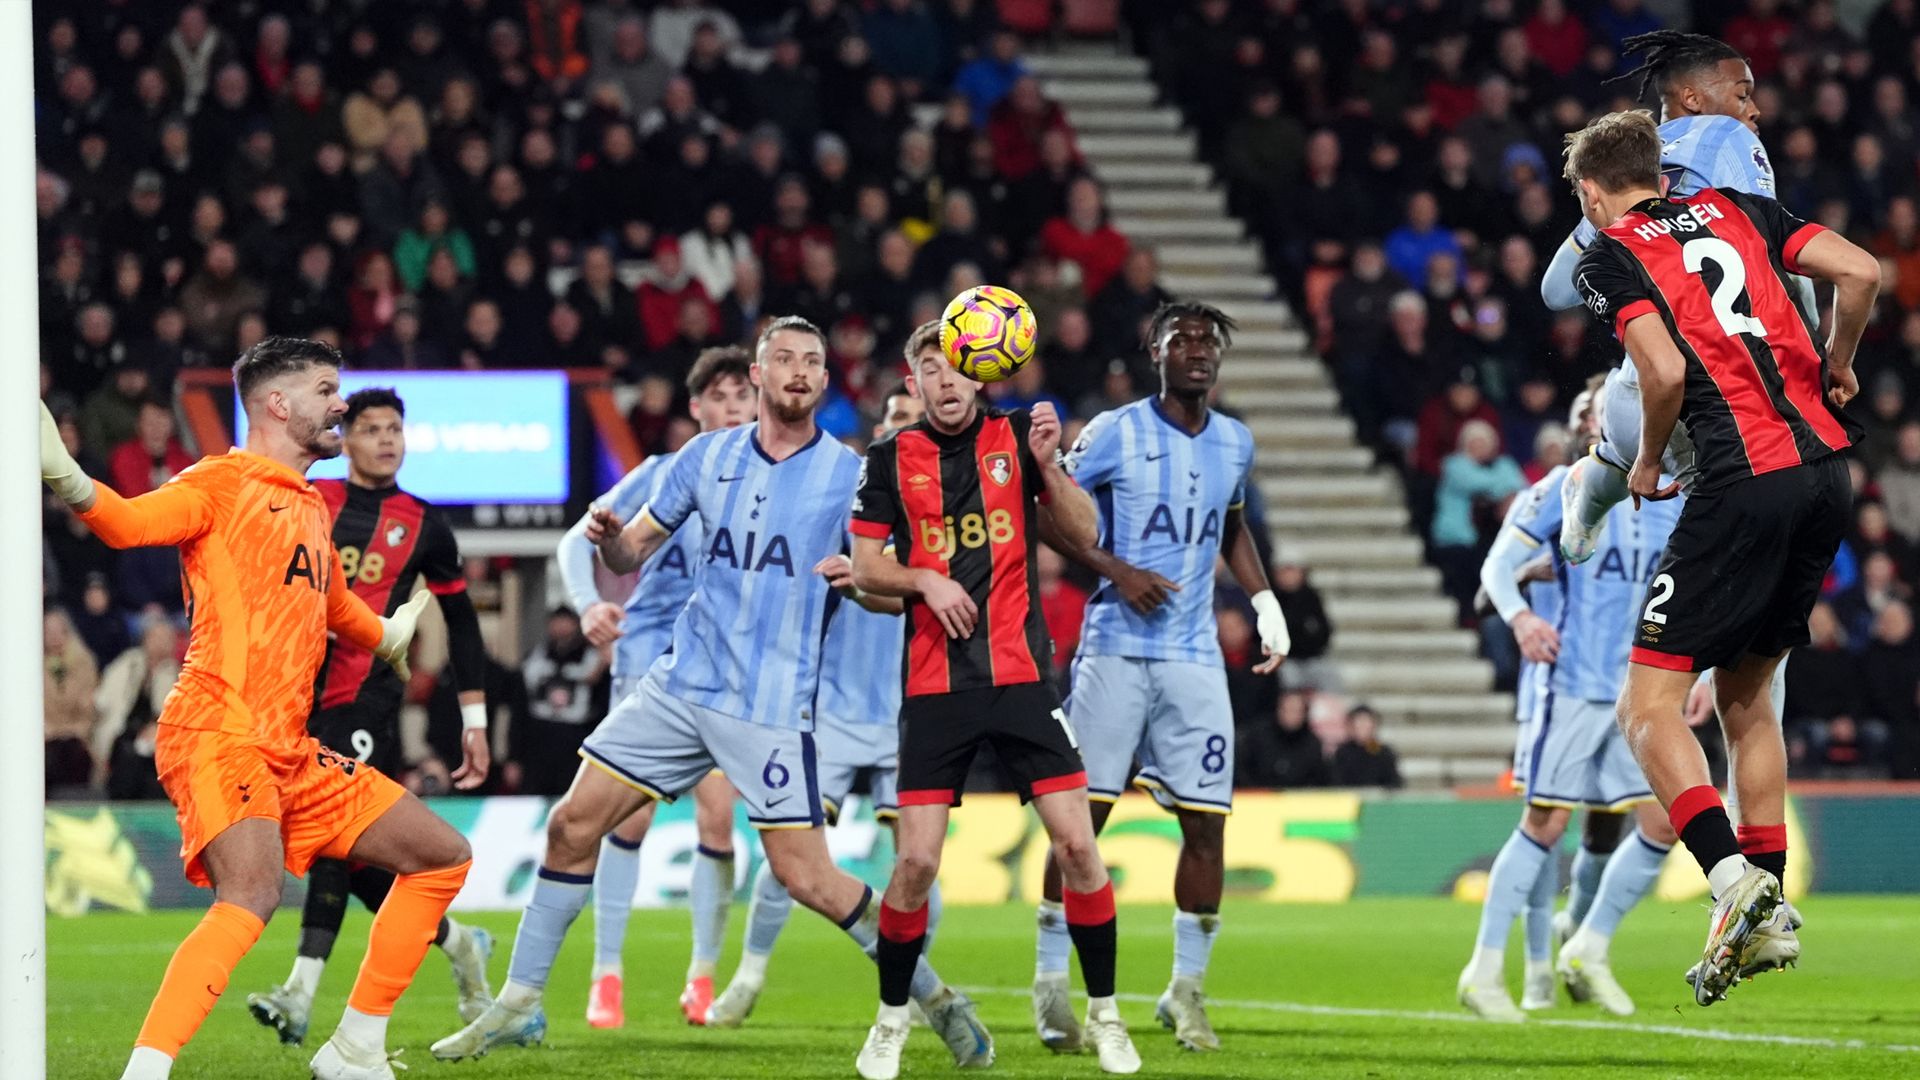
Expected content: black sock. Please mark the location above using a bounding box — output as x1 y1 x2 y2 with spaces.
876 901 928 1008
433 917 451 946
1747 850 1786 892
299 858 351 960
1678 806 1742 880
1067 918 1118 999
348 865 397 912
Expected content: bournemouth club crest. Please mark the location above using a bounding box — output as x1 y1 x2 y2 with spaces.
385 522 408 548
984 452 1013 487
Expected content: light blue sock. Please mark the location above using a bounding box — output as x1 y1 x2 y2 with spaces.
744 860 794 957
506 867 592 992
1172 910 1220 980
1476 830 1553 954
688 843 734 977
1581 830 1671 941
839 884 943 1001
1035 899 1072 976
1566 844 1610 926
1523 845 1558 962
593 833 643 973
923 880 944 954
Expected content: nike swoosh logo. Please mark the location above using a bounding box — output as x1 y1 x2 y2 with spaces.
765 795 790 809
1145 452 1169 462
718 475 745 483
268 505 288 513
1197 776 1224 788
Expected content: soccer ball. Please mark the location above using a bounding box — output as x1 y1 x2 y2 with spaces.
940 285 1039 383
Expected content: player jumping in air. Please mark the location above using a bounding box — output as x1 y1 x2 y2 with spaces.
1033 302 1289 1054
1564 110 1878 1004
432 318 993 1067
247 388 496 1043
1542 31 1814 563
1462 381 1683 1020
706 385 931 1028
40 337 463 1080
850 320 1141 1077
555 348 758 1029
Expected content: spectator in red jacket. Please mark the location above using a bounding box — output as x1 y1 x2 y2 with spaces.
753 175 835 287
1040 177 1131 297
1523 0 1589 77
988 75 1073 181
107 399 195 498
1413 366 1503 479
635 236 719 352
1724 0 1796 78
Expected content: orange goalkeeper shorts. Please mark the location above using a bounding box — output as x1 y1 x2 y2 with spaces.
155 725 407 888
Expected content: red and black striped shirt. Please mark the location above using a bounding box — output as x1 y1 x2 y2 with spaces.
313 479 467 713
1575 187 1860 493
851 407 1052 697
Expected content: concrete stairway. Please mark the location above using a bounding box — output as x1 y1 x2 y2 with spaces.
1030 48 1512 789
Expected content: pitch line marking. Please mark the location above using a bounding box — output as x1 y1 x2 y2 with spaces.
960 986 1920 1055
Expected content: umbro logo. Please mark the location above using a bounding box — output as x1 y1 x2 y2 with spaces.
907 473 932 486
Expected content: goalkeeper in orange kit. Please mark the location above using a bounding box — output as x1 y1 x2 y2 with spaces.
40 338 473 1080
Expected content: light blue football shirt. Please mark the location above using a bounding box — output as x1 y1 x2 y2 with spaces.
816 568 904 728
640 424 865 730
1546 114 1781 314
1548 495 1685 704
557 452 702 680
1501 468 1568 723
1064 397 1257 665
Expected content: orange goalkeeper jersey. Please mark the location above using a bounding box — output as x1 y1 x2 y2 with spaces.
77 449 385 748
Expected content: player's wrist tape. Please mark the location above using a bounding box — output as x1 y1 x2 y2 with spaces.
1250 589 1292 657
39 402 95 506
461 702 488 731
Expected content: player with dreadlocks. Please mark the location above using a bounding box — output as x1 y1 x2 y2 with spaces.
1030 301 1290 1055
1538 32 1804 990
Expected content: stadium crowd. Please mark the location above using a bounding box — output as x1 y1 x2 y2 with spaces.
1151 0 1920 778
36 0 1918 799
35 0 1367 803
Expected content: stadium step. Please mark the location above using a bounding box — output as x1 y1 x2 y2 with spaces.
1159 271 1274 299
1105 187 1227 216
1065 106 1186 133
1226 386 1341 413
1111 216 1242 241
1338 658 1494 695
1287 537 1429 571
1259 446 1374 472
1309 565 1443 596
1075 132 1199 161
1042 79 1157 108
1334 628 1483 657
1367 693 1518 726
1387 722 1519 759
1321 594 1459 628
1243 415 1356 444
1091 160 1216 187
1211 300 1298 329
1225 328 1310 352
1398 755 1509 788
1151 243 1264 274
1261 472 1399 504
1266 504 1409 532
1025 53 1151 79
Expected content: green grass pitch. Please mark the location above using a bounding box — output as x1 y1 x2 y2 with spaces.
50 897 1920 1078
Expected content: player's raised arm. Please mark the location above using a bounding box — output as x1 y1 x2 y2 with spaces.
1027 403 1097 552
43 402 217 547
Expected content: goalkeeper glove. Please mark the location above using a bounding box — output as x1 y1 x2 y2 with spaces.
40 401 95 507
1250 589 1292 663
376 590 432 681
